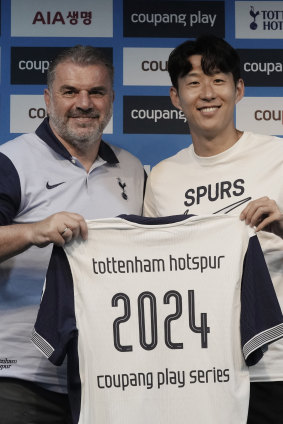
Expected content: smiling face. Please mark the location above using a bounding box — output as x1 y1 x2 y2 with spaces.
44 61 114 153
170 54 244 144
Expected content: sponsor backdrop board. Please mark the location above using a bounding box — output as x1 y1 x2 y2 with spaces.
0 0 283 167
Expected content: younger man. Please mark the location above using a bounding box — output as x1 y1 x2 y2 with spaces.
143 35 283 423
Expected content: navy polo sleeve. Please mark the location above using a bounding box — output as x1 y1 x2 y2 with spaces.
0 152 21 225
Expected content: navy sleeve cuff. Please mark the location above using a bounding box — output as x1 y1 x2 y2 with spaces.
0 152 21 225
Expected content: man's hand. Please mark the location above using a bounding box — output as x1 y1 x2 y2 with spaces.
240 196 283 236
29 212 88 247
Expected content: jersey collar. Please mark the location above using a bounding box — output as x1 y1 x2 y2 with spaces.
35 118 119 164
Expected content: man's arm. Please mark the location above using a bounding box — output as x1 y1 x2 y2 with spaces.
0 211 88 263
240 196 283 237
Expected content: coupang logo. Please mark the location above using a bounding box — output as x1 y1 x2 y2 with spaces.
255 108 283 124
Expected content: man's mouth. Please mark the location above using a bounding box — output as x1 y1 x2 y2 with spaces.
197 106 220 113
70 115 99 119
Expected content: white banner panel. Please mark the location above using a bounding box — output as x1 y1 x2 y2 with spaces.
11 0 113 37
123 48 173 86
10 95 113 134
235 1 283 39
236 97 283 135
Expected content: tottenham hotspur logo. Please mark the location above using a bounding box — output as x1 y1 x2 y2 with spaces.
249 6 260 30
117 178 128 200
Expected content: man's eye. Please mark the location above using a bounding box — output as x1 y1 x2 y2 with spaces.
90 90 104 97
63 90 75 96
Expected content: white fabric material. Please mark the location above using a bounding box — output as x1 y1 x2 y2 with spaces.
32 215 283 423
143 132 283 382
0 132 144 392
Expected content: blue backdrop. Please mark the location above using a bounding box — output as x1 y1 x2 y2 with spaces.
1 0 283 168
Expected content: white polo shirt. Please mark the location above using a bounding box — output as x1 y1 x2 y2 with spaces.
0 118 145 392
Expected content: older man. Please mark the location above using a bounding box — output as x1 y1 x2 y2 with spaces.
0 45 145 423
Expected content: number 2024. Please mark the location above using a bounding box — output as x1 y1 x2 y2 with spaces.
112 290 210 352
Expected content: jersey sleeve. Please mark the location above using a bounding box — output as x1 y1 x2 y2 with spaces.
31 245 77 366
241 235 283 366
0 152 21 225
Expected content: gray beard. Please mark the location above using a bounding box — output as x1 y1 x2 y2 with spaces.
49 108 112 153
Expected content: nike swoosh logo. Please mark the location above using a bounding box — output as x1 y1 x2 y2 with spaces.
46 181 65 190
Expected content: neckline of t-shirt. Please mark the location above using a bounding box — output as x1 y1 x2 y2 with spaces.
190 131 249 164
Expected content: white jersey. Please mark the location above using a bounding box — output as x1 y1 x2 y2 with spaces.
143 131 283 382
32 214 283 424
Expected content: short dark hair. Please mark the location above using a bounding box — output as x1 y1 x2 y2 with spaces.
47 45 114 89
168 35 241 89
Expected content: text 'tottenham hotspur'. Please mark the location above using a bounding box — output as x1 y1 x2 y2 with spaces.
92 253 225 275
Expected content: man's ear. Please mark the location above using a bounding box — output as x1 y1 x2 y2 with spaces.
44 88 51 113
170 86 182 111
235 78 245 105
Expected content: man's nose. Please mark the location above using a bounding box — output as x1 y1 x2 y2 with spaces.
75 91 93 109
199 81 216 100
